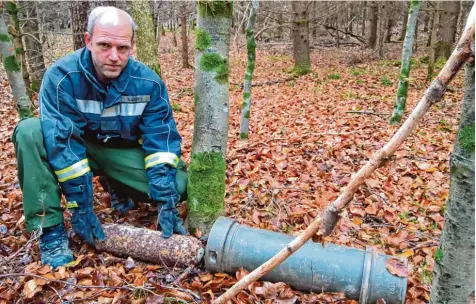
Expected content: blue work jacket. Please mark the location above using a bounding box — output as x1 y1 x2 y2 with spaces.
39 48 182 204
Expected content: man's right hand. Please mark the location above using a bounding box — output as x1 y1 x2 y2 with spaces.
70 209 105 244
158 201 188 238
62 172 106 244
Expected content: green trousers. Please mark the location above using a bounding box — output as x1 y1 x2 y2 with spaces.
13 118 188 232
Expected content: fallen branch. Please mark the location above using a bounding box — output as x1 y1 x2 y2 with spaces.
213 6 475 303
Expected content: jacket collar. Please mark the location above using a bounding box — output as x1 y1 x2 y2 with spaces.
78 48 131 94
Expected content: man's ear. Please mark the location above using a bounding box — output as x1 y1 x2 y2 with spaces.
84 32 92 49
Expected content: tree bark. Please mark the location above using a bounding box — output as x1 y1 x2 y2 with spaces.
390 0 421 125
95 224 204 267
239 0 258 140
213 6 475 303
180 4 190 69
429 60 475 304
188 1 232 236
385 2 394 42
130 0 161 77
6 1 30 92
291 1 310 75
427 1 441 82
366 1 378 48
398 2 409 41
21 1 45 93
0 14 34 119
71 1 89 50
436 0 461 59
376 1 388 57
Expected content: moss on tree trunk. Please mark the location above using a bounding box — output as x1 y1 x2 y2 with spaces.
187 152 226 234
0 14 33 119
430 61 475 304
390 0 421 125
188 0 232 235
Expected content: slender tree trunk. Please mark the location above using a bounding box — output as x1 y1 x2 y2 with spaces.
366 1 378 48
71 1 89 50
361 1 366 37
0 14 34 119
21 1 45 93
376 2 388 57
6 1 30 92
427 1 441 82
390 0 421 125
188 1 232 235
385 2 394 42
430 60 475 304
436 0 461 59
291 1 310 75
423 4 431 33
239 0 258 140
180 4 190 69
130 0 161 77
398 2 409 41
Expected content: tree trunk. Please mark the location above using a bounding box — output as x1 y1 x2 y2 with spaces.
130 0 161 77
376 1 388 57
361 1 366 37
71 1 89 50
6 1 31 93
390 0 421 125
239 0 258 140
180 4 190 69
398 2 409 41
366 1 378 48
291 1 310 75
94 224 204 267
0 14 34 119
188 1 232 235
436 0 461 59
427 1 441 82
423 3 431 33
21 1 45 93
429 61 475 304
385 1 394 42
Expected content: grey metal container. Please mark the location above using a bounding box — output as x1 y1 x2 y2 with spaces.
205 217 407 303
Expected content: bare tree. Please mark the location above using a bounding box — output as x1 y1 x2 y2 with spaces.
71 1 89 50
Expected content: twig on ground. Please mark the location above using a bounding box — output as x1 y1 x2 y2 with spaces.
346 110 392 116
172 265 195 286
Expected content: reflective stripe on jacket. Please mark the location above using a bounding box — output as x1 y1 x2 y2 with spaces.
39 48 181 201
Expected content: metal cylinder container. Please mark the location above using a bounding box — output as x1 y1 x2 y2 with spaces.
205 217 407 303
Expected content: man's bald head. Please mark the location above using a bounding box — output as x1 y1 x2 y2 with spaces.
87 6 137 40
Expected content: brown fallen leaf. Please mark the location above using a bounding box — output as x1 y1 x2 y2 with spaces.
386 258 408 277
23 279 42 299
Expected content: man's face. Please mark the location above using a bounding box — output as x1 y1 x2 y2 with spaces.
84 21 134 82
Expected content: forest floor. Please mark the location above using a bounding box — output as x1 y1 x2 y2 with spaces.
0 33 466 304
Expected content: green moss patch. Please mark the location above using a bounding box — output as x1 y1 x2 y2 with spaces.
187 152 226 234
0 34 10 42
200 53 229 84
3 55 20 72
195 28 211 51
198 1 233 18
460 125 475 152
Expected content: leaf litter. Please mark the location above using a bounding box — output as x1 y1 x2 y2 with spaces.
0 33 465 303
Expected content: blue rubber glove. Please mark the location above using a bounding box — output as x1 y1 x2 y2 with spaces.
149 165 188 238
62 173 105 245
158 200 188 238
